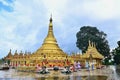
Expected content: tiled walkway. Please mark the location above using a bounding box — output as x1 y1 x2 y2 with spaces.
0 66 119 80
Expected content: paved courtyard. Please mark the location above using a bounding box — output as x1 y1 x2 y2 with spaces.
0 66 119 80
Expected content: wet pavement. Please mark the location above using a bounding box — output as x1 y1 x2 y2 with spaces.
0 66 119 80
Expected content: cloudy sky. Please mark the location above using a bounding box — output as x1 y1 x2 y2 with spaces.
0 0 120 58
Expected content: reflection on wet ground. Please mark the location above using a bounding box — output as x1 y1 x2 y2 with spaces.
109 66 120 80
34 76 107 80
0 66 119 80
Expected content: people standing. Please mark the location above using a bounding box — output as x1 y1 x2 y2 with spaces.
85 61 90 71
77 61 81 70
91 62 94 70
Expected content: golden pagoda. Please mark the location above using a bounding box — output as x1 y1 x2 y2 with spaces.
5 16 71 67
30 16 69 67
82 40 104 68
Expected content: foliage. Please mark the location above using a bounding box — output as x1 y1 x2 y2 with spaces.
112 41 120 65
0 58 4 64
76 26 110 56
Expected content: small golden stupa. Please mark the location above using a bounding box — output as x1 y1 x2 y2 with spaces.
4 49 13 60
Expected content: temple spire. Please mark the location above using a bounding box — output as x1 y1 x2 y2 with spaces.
8 49 12 56
15 50 18 55
89 40 91 47
49 14 53 27
91 42 94 47
93 42 96 48
9 49 11 53
43 15 57 44
50 14 52 22
15 50 17 53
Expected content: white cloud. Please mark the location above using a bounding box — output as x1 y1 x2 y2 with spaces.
82 0 120 20
0 0 43 57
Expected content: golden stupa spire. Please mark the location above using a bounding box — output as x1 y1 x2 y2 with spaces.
88 40 91 47
9 49 11 53
91 42 94 47
49 14 53 27
36 15 67 56
14 50 18 56
43 15 57 44
93 42 96 48
15 50 17 53
8 49 12 56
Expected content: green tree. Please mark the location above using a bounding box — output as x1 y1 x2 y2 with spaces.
0 59 2 64
113 41 120 65
0 58 4 64
76 26 110 56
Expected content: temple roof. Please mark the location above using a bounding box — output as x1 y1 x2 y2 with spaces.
14 50 19 56
7 49 13 56
82 41 104 59
5 49 13 59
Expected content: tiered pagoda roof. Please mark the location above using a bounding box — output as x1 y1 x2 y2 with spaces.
82 40 104 59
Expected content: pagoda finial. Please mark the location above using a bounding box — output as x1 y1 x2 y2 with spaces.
15 50 17 53
25 50 27 54
10 49 11 53
93 42 95 47
20 50 22 53
50 14 52 22
8 49 12 55
49 14 53 27
91 42 94 47
14 50 18 55
89 40 91 47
